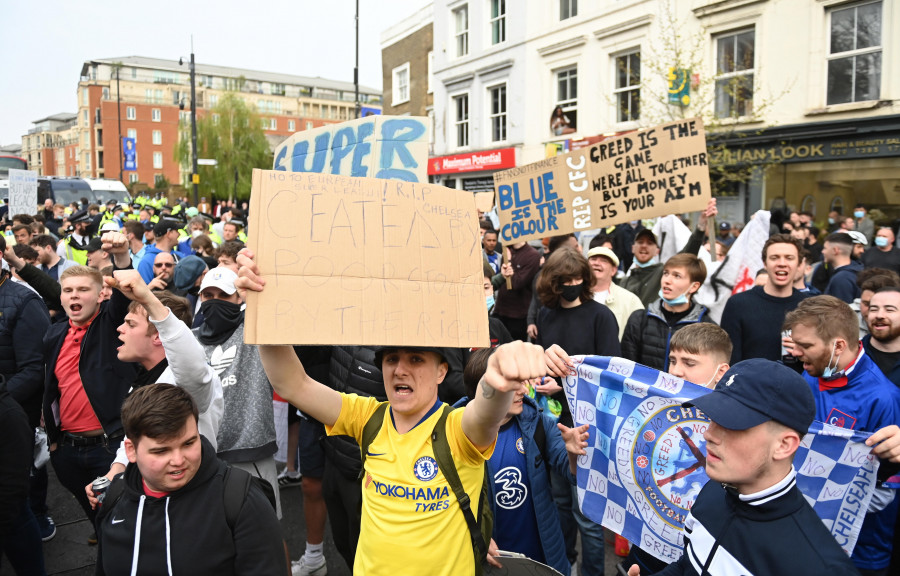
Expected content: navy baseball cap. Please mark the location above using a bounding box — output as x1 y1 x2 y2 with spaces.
685 359 815 434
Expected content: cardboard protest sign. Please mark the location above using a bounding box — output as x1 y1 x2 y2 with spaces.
474 192 495 214
493 118 711 244
273 115 430 182
8 169 38 216
244 169 490 347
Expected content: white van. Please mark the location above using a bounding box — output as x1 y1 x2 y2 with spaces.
83 178 130 205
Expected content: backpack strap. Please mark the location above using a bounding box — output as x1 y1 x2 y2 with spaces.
223 466 252 530
358 402 389 480
430 405 488 563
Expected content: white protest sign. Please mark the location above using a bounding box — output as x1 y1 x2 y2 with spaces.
8 169 38 217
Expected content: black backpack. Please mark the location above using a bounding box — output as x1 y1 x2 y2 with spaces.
96 465 276 531
359 403 493 576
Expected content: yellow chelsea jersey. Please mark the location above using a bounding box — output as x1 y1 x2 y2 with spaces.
327 394 494 576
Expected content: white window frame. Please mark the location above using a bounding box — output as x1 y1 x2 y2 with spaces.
152 130 162 145
269 118 278 130
306 121 314 130
452 92 470 149
127 129 137 140
392 62 411 105
714 29 755 118
488 83 507 143
152 108 161 122
288 120 296 131
454 5 469 58
826 0 882 105
556 65 578 125
613 51 641 123
152 151 163 169
560 0 577 20
490 0 506 45
126 106 136 120
129 173 139 184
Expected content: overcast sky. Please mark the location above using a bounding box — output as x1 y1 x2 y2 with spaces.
0 0 429 146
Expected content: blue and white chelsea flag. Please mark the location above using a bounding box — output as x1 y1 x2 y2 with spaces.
564 356 879 563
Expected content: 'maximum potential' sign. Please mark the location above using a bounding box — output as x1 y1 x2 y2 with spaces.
492 118 711 244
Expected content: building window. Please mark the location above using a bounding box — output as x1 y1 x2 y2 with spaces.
209 94 218 107
555 66 578 133
269 118 278 130
827 1 881 105
489 84 507 142
127 129 136 140
212 114 220 125
152 109 161 122
131 67 137 79
454 5 469 57
306 121 314 130
490 0 506 45
453 93 469 148
614 51 641 122
102 87 110 100
153 152 163 169
154 174 165 186
129 173 139 184
392 63 410 105
560 0 577 20
428 52 434 94
715 29 755 118
288 120 296 131
83 110 89 125
152 130 162 145
126 106 136 120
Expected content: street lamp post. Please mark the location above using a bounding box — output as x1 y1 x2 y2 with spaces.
354 0 360 119
180 51 199 206
116 65 123 183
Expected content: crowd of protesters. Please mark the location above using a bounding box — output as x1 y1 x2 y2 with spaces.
2 192 900 576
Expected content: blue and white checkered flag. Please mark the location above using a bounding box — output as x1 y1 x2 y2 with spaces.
563 356 879 563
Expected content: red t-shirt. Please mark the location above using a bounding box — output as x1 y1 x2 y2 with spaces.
142 479 170 498
55 317 103 433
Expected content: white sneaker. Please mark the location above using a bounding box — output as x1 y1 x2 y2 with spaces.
291 555 327 576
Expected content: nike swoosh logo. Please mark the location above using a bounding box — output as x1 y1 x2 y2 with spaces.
111 518 125 524
366 451 386 457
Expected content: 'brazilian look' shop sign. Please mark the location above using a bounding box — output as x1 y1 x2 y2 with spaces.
493 118 712 244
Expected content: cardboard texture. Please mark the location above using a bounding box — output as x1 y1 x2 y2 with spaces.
493 118 712 244
272 115 431 182
8 169 38 216
474 191 495 213
245 169 490 347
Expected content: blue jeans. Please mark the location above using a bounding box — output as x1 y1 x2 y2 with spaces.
0 499 46 576
549 471 605 576
49 439 120 526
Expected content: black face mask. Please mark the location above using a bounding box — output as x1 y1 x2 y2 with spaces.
198 299 243 344
560 283 583 303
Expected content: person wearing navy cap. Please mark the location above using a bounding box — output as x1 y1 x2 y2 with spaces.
57 209 95 266
628 359 859 576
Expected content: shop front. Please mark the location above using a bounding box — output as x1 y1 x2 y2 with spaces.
428 147 517 193
712 115 900 229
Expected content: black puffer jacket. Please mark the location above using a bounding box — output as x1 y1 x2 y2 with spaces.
621 299 715 371
0 275 51 426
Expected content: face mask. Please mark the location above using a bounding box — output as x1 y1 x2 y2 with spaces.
560 283 583 303
198 299 243 344
822 340 844 379
704 364 725 389
854 210 865 219
828 218 835 225
875 236 889 248
629 220 639 226
659 288 689 307
635 256 658 268
485 294 495 310
192 229 203 238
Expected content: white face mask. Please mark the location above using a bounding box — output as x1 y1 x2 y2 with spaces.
704 364 725 389
822 340 843 379
192 229 203 237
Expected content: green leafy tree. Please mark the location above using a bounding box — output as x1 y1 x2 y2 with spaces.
175 92 272 202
